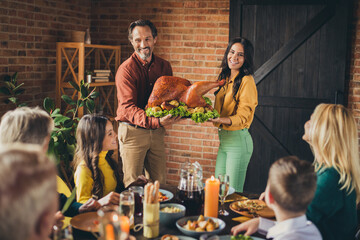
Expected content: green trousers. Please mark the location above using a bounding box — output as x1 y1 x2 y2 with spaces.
215 128 253 192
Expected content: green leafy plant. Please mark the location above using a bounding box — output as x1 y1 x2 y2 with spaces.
43 80 99 188
146 96 219 123
0 72 26 107
0 73 100 189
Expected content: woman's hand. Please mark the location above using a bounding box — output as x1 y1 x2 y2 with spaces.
98 192 120 206
159 115 182 126
79 198 101 213
231 217 260 236
208 117 232 125
54 211 65 229
129 175 149 187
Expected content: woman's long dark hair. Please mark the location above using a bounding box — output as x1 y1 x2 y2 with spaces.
215 37 254 102
73 114 123 198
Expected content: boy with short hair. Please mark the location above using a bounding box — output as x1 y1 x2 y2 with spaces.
231 156 322 240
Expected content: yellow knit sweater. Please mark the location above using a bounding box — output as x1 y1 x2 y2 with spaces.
74 151 117 203
214 74 258 130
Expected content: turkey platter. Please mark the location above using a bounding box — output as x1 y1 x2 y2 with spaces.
146 76 225 123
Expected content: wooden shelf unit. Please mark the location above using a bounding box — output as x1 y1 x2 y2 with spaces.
56 42 121 117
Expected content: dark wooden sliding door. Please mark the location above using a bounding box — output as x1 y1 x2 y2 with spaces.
230 0 351 193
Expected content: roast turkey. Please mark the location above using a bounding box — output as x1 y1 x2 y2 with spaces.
147 76 225 110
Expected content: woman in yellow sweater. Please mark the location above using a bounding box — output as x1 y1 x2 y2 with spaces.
210 37 258 192
73 114 147 206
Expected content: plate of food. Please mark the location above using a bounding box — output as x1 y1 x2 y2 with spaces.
218 234 265 240
176 215 225 238
160 235 197 240
159 189 174 203
229 199 275 218
70 212 100 232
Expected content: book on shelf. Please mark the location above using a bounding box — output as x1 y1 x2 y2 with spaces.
94 79 110 83
94 69 111 73
95 73 110 77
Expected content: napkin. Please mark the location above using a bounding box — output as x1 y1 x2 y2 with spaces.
232 216 252 223
223 193 247 203
61 187 76 214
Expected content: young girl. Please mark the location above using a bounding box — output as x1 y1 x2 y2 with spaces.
302 104 360 240
73 114 124 206
209 37 258 192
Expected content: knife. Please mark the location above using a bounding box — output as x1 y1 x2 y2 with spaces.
61 187 77 214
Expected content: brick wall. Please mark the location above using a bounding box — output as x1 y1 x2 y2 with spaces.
0 0 91 113
348 0 360 145
91 0 230 185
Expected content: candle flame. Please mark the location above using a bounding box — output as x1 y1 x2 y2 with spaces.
112 214 119 222
211 175 214 181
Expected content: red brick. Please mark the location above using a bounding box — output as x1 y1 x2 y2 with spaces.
184 16 206 22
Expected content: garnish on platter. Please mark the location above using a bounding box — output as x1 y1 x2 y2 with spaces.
146 76 224 123
159 191 169 202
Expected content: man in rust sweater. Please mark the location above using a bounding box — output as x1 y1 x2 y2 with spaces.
115 19 180 187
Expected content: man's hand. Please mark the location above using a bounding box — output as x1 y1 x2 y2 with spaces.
231 217 260 236
78 198 101 213
159 115 182 126
128 175 148 187
98 192 120 206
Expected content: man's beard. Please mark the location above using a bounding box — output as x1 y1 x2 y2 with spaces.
136 47 151 61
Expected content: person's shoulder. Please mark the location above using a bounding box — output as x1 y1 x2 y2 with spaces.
317 167 339 181
242 74 255 82
75 161 91 173
316 167 341 191
154 54 171 65
120 53 139 69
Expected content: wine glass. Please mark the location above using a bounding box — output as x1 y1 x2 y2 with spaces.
218 174 230 216
129 186 144 216
53 225 73 240
119 190 135 226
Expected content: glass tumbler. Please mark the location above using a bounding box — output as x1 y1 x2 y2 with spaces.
129 186 144 216
119 190 135 227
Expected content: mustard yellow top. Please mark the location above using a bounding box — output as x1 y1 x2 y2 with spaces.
214 74 258 130
74 151 117 203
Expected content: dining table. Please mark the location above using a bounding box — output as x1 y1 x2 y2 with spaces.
72 184 267 240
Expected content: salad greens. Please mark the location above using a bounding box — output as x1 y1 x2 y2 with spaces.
146 97 219 123
231 234 253 240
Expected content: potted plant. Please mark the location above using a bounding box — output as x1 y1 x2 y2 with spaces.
0 73 99 189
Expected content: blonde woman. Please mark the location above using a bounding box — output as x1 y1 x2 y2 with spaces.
231 104 359 240
302 103 360 240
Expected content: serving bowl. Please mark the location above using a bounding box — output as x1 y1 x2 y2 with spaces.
176 216 225 238
159 203 186 227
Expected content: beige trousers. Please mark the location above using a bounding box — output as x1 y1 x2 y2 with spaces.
118 123 166 187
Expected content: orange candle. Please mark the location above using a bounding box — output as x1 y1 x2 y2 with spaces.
120 215 130 234
204 176 220 217
105 224 115 240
